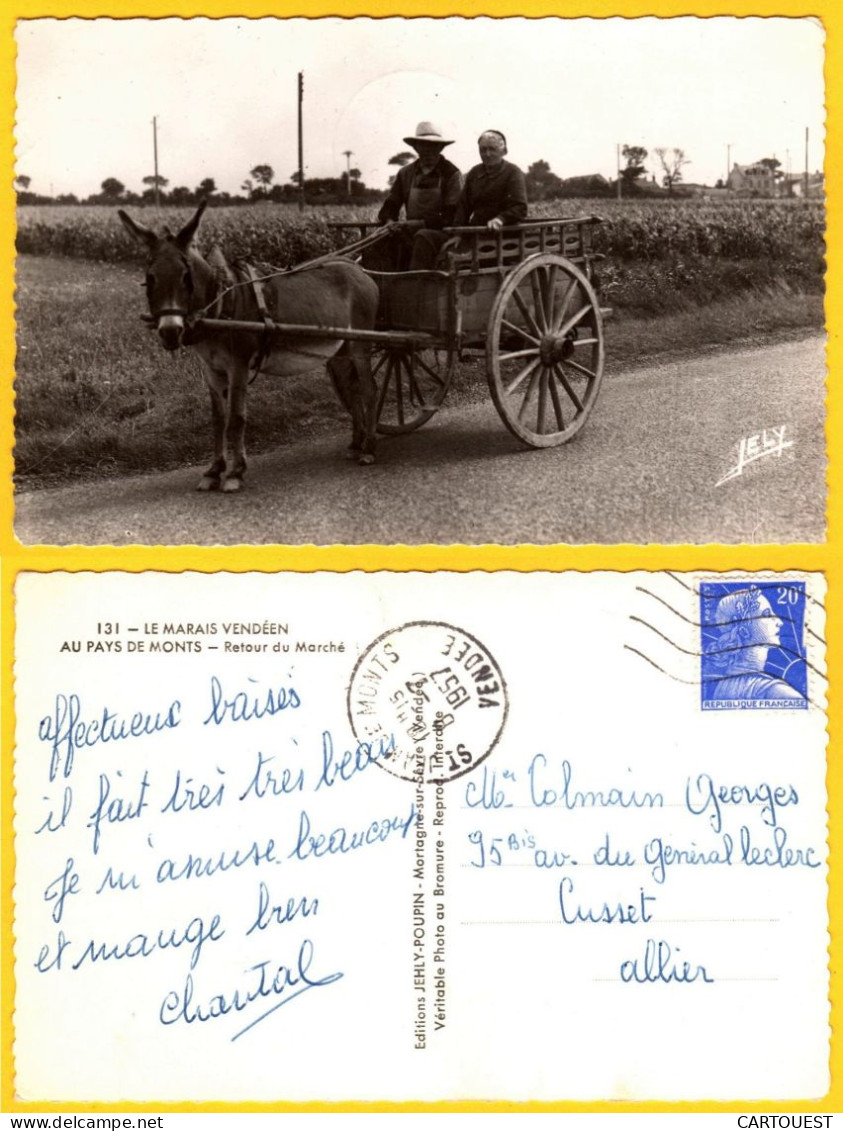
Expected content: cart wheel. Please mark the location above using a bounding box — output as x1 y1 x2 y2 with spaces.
486 253 604 448
371 344 456 435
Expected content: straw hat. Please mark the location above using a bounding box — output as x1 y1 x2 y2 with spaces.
403 121 454 147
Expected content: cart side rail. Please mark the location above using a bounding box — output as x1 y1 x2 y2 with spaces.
442 216 603 272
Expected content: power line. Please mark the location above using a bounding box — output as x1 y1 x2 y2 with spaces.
297 72 304 211
804 126 809 199
152 115 160 208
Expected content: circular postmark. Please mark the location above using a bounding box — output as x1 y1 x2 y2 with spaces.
348 621 508 784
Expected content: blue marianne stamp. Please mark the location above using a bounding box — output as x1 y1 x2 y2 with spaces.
699 580 808 710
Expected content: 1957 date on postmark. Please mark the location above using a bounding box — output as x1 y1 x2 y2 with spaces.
347 621 509 784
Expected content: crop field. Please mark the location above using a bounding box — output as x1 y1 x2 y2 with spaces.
14 197 826 489
17 198 826 274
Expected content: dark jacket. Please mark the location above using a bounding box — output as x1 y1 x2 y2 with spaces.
453 160 528 226
378 157 463 229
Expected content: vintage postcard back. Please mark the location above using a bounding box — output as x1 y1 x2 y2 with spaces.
12 570 828 1103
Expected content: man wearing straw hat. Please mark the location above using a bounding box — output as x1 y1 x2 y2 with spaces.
364 121 462 271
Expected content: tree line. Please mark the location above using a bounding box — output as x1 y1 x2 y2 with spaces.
14 163 383 206
525 146 693 201
15 145 696 206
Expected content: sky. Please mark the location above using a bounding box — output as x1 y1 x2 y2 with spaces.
14 16 826 198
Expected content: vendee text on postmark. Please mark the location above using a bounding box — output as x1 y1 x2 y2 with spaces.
347 621 508 784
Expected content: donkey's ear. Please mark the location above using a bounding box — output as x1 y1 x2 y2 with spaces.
117 209 157 249
174 200 208 251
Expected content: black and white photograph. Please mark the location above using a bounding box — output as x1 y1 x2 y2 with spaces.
13 16 827 545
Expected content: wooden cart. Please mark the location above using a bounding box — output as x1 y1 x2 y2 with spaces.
336 216 608 448
196 216 609 450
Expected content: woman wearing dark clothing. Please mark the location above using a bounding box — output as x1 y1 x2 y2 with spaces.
453 130 528 230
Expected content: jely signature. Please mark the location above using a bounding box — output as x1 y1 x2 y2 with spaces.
716 425 793 487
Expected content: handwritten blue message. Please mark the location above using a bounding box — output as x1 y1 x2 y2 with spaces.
29 672 412 1041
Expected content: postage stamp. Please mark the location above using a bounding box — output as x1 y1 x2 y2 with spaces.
699 580 809 710
347 621 508 783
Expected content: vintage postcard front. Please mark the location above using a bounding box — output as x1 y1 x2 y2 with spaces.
12 570 828 1103
11 16 826 546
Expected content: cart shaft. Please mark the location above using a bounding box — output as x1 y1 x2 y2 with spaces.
196 317 441 346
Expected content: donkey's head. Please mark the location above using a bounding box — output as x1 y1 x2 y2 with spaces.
118 201 207 351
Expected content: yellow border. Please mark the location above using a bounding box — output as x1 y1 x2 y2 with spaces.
2 1 839 1113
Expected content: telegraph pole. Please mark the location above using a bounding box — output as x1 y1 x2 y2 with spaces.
297 72 305 211
152 115 160 208
726 143 732 189
343 149 353 197
616 144 622 200
804 127 809 199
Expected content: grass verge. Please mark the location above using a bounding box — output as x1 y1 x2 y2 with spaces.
14 255 824 490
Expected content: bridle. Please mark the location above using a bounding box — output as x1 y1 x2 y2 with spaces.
144 245 197 323
150 305 191 319
141 248 271 381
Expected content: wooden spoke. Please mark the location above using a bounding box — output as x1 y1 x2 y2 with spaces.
548 367 566 430
563 357 597 381
414 354 448 387
517 366 541 423
536 366 550 434
529 271 547 333
504 357 541 398
501 317 540 347
541 264 558 331
370 350 390 380
551 279 578 332
556 304 592 340
376 355 394 419
407 361 427 408
500 347 540 363
394 355 406 425
573 337 599 347
553 363 585 412
511 289 543 341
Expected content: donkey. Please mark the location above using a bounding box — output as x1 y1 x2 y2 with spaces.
118 201 380 491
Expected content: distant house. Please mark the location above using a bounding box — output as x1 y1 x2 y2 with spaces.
727 161 778 196
631 176 667 196
558 173 611 197
782 172 825 199
674 182 734 200
706 186 732 199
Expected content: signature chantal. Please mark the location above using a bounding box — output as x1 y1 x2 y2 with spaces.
159 938 342 1041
